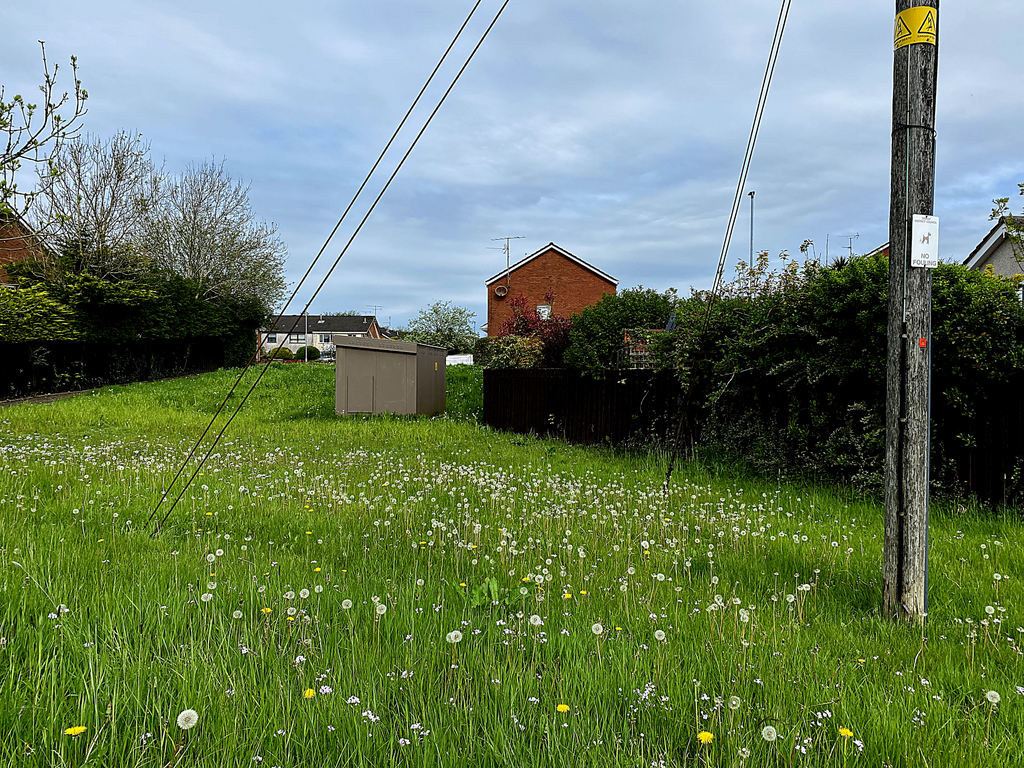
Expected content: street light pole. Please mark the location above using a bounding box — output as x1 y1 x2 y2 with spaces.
748 190 755 264
304 311 308 362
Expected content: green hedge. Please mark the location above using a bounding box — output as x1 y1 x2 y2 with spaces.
673 254 1024 498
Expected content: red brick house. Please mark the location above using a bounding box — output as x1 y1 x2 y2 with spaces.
484 243 617 336
0 210 45 282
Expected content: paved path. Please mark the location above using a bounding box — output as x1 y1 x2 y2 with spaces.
0 388 94 408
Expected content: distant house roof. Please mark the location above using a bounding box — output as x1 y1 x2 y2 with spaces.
963 216 1024 270
861 242 889 259
264 314 378 333
484 242 618 287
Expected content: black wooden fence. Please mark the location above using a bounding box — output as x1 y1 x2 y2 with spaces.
482 368 681 447
0 337 236 399
483 367 1024 504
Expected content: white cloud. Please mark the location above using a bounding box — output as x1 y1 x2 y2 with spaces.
2 0 1022 325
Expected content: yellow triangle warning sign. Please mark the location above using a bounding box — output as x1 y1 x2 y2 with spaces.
894 6 937 50
894 17 913 44
918 10 935 35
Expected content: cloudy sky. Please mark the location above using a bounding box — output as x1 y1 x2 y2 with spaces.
3 1 1022 330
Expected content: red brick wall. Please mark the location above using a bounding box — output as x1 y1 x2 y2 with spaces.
0 217 43 282
487 248 616 335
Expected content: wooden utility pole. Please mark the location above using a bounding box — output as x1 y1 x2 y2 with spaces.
883 1 939 620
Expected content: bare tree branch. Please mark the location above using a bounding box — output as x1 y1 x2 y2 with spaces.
31 131 163 282
1 41 88 222
146 160 286 312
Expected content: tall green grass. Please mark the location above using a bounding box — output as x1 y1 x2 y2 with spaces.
0 364 1020 767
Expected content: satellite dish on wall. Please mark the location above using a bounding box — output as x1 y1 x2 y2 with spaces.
494 285 508 298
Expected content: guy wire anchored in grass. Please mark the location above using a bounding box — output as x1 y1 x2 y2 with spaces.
3 365 1020 766
148 0 513 536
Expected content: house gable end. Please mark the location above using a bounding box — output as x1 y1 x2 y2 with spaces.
485 243 617 287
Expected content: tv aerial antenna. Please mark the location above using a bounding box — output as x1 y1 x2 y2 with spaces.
491 235 524 289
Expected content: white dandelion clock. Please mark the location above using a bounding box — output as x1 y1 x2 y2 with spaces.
591 622 604 636
761 725 777 742
375 602 387 616
986 690 1001 705
654 629 666 642
341 599 353 610
176 709 199 730
446 630 463 644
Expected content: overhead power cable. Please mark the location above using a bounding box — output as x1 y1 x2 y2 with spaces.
663 0 792 487
150 0 514 535
146 0 487 529
711 0 791 297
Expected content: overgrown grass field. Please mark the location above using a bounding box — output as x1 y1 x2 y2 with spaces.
0 363 1021 766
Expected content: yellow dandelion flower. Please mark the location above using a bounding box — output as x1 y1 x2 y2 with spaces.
314 567 321 572
64 726 87 737
303 689 316 699
563 593 572 599
839 727 853 739
205 512 213 516
556 704 570 713
522 577 532 582
857 658 866 664
459 583 467 588
97 538 104 543
261 607 272 614
305 531 312 535
697 731 714 745
286 616 295 622
615 626 622 631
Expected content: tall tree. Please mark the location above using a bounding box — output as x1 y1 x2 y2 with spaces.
146 160 286 314
31 130 163 280
404 301 476 353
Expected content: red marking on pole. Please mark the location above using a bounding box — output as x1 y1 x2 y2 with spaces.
919 338 927 349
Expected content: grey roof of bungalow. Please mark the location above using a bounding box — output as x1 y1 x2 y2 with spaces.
263 314 378 333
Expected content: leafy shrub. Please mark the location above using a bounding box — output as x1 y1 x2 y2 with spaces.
474 336 499 367
563 287 677 375
266 346 294 360
0 285 78 342
486 335 543 369
495 295 572 367
294 346 321 361
673 252 1024 500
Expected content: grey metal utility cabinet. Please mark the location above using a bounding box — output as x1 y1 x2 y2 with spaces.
334 337 446 416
